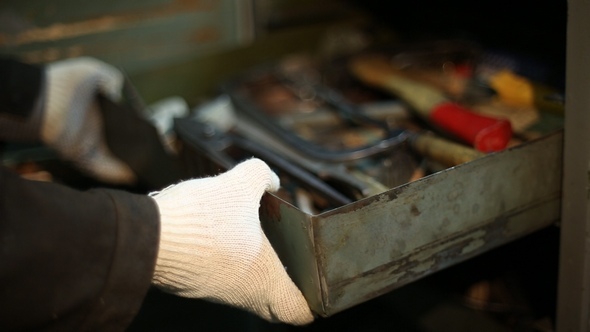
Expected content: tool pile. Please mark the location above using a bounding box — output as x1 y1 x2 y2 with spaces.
176 39 564 214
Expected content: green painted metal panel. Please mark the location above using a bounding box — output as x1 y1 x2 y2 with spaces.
0 0 172 26
0 0 252 74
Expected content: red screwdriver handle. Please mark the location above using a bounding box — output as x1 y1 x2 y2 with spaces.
430 102 513 152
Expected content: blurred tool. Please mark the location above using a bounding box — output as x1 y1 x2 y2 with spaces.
481 69 564 115
223 67 408 163
478 49 559 88
468 50 565 115
271 98 484 168
387 39 481 101
230 62 486 166
175 97 353 207
228 65 485 185
229 107 391 199
471 100 540 139
409 133 484 168
144 96 190 153
222 69 399 199
349 55 513 153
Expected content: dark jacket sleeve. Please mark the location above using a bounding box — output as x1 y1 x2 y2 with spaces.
0 58 45 142
0 166 160 331
0 58 42 118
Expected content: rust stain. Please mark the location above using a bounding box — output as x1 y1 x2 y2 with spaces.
398 218 411 230
447 185 463 201
461 238 486 255
10 16 120 45
329 218 510 293
18 44 86 63
177 0 218 10
410 204 420 216
190 26 221 43
396 239 407 252
259 194 282 223
383 189 399 201
0 0 216 46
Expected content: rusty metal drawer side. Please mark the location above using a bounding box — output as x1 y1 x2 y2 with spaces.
261 131 562 317
312 131 562 316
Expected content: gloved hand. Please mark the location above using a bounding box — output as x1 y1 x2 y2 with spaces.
41 57 136 184
150 158 314 325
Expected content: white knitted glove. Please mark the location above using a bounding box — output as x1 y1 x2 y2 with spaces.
42 57 136 184
150 158 314 325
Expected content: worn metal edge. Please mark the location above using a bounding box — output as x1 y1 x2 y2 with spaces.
323 196 561 316
259 194 325 314
313 130 563 315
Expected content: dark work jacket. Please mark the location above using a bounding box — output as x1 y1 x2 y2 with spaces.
0 58 164 331
0 168 159 331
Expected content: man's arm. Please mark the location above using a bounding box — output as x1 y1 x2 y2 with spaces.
0 58 43 118
0 166 160 331
0 58 45 142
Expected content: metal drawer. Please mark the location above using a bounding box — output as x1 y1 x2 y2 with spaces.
177 126 562 316
257 131 562 316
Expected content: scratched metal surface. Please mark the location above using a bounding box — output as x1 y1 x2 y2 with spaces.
0 0 253 74
259 131 563 316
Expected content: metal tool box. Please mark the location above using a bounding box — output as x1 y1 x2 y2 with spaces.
178 121 562 316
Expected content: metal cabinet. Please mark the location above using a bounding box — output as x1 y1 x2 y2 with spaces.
557 0 590 330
